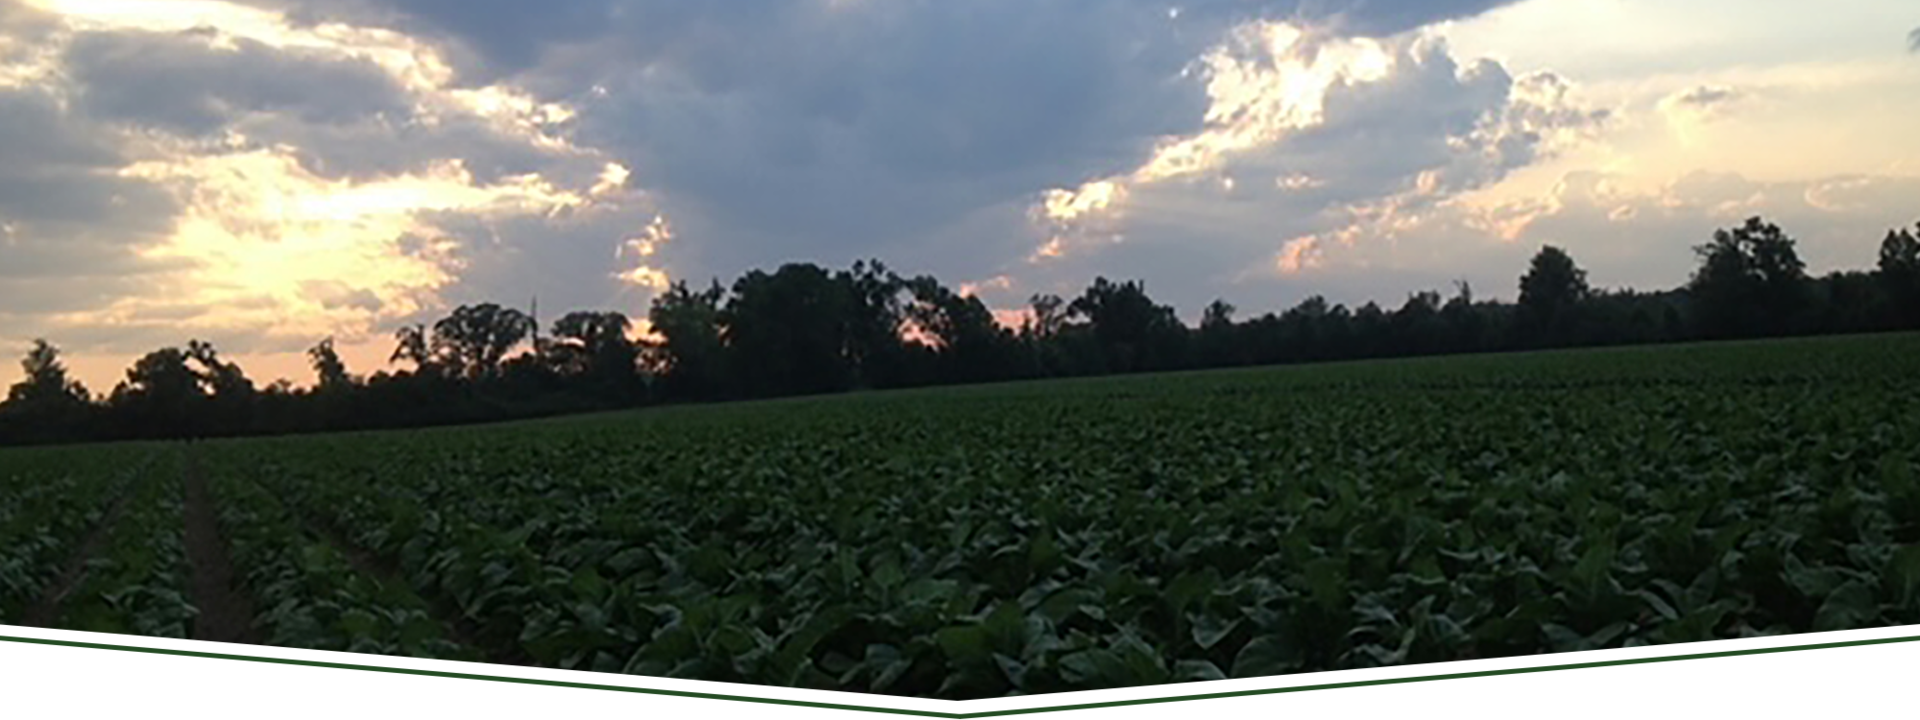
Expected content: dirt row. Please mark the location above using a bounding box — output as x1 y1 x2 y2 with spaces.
187 445 537 672
182 451 260 645
29 445 523 668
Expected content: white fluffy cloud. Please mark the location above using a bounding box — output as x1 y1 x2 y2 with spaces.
1000 28 1610 318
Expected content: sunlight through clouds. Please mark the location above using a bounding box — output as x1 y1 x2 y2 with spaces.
23 0 588 154
1275 235 1323 274
615 215 674 291
6 0 675 365
1031 21 1398 261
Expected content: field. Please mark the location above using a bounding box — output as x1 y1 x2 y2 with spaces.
3 333 1918 699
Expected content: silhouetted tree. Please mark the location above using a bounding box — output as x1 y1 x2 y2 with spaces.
550 311 633 373
1027 294 1068 340
1279 296 1332 363
1517 245 1592 346
1197 299 1243 367
1017 293 1073 377
432 303 536 380
308 337 353 390
1878 224 1920 329
1068 278 1185 373
839 260 911 389
1391 290 1446 357
0 340 94 443
902 275 1018 384
8 214 1920 449
108 347 205 439
390 324 441 375
7 340 90 408
1440 281 1488 354
186 340 256 436
647 280 729 401
550 310 641 402
1810 271 1891 335
724 264 862 398
1690 217 1810 339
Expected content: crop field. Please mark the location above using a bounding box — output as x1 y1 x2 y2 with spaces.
3 333 1918 699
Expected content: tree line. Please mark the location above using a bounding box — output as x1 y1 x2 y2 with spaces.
3 216 1917 446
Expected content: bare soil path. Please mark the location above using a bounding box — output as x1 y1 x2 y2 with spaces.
182 450 261 645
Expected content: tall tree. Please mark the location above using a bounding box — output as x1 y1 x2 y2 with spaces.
1197 299 1243 368
1441 280 1486 354
550 310 640 400
902 275 1016 384
838 260 910 389
412 305 533 384
187 340 256 435
1877 224 1920 329
1391 290 1446 356
1280 296 1332 363
550 312 632 369
1025 293 1068 340
308 337 353 390
1068 278 1185 373
1517 245 1592 346
1016 293 1073 378
390 323 439 374
1 340 93 443
109 347 206 439
432 303 536 380
647 279 729 400
1689 216 1810 338
723 264 857 398
6 340 90 408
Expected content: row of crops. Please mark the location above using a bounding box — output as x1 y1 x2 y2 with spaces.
203 456 474 659
3 333 1918 699
201 334 1920 698
50 449 196 638
0 443 160 624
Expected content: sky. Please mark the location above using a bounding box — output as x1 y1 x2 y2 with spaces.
2 0 1917 394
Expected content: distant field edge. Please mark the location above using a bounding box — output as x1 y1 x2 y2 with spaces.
7 625 1912 718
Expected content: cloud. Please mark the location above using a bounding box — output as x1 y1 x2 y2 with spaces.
6 0 1563 383
300 280 386 312
1305 169 1920 304
1656 84 1747 145
1666 85 1741 110
204 1 1525 286
1063 167 1918 319
61 28 413 136
0 80 190 327
240 1 1524 79
1010 27 1611 317
0 2 663 360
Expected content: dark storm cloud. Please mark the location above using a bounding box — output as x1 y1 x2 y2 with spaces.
61 28 414 138
240 1 1522 77
211 0 1523 284
6 0 1538 365
0 88 183 283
